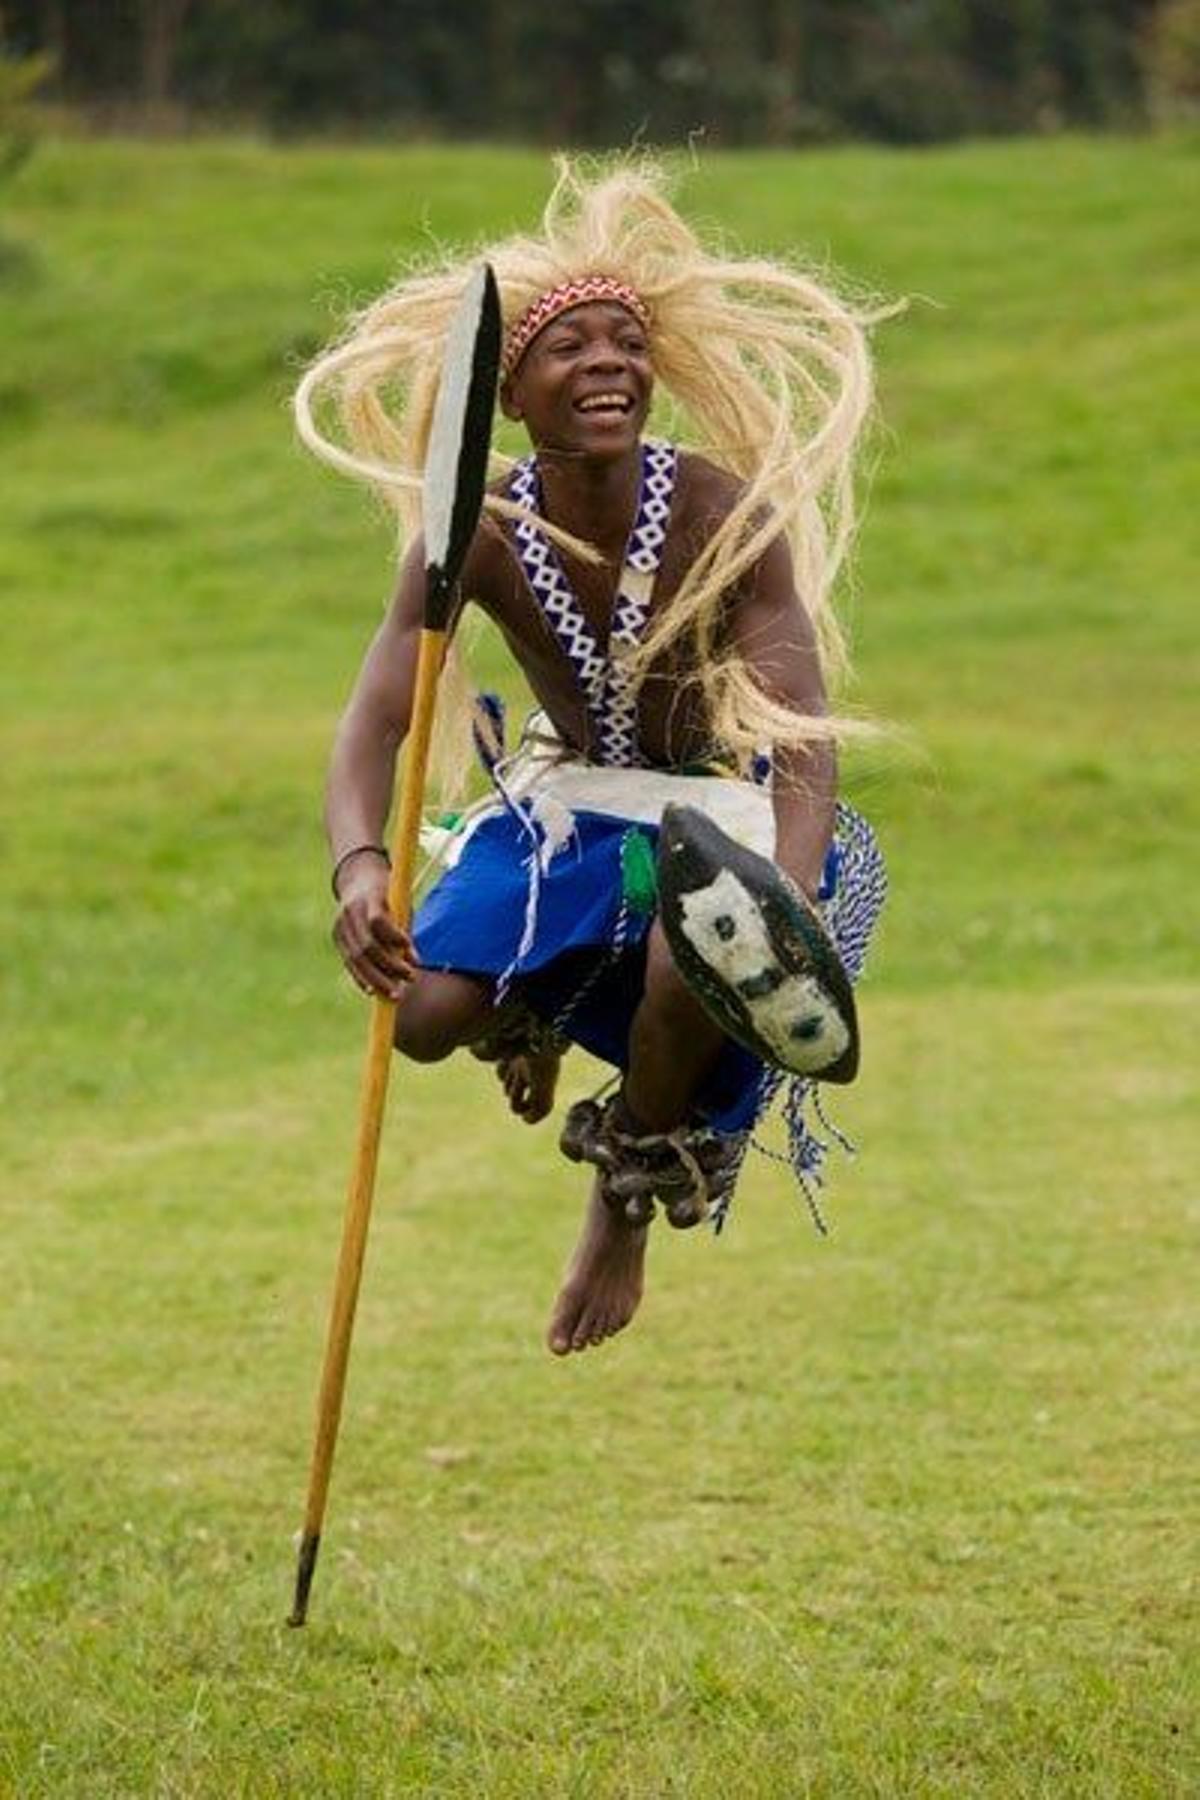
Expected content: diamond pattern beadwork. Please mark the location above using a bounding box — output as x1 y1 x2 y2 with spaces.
511 457 608 711
509 442 678 768
625 442 676 575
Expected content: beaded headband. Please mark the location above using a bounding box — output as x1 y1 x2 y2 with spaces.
501 275 651 378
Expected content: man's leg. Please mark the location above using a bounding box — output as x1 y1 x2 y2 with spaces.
547 918 726 1356
395 970 564 1122
546 1175 648 1355
393 965 635 1355
393 968 493 1062
622 918 725 1130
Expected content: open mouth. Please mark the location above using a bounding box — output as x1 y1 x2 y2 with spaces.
574 392 635 420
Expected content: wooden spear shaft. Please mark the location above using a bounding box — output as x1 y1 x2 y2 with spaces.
287 259 499 1628
288 623 447 1628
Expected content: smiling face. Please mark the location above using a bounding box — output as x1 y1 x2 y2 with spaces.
500 300 654 458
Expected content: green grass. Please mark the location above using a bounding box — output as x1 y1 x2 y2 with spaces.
1 136 1198 1796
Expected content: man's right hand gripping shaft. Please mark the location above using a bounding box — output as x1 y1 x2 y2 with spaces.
332 851 419 1001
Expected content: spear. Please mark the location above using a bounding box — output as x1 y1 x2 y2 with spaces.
289 263 502 1628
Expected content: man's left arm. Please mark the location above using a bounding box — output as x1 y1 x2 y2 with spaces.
731 532 836 901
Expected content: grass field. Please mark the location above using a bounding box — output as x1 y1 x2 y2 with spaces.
1 135 1197 1796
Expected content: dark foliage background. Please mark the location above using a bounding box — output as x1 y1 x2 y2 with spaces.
3 0 1176 143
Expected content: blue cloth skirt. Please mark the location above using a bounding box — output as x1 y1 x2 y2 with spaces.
414 801 883 1138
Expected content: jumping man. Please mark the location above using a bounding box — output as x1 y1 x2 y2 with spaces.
296 161 888 1357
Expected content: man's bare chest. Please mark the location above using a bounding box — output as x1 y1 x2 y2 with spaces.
464 450 733 758
476 543 705 759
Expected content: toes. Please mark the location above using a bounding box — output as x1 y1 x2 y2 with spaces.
547 1317 573 1355
504 1074 531 1116
575 1299 616 1351
547 1284 585 1356
502 1056 538 1118
571 1304 600 1351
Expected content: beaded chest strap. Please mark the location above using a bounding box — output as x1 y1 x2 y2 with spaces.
508 441 677 768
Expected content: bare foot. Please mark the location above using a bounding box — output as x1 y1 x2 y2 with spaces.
547 1178 648 1355
498 1044 561 1123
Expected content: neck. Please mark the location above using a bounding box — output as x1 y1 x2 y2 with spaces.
535 441 642 557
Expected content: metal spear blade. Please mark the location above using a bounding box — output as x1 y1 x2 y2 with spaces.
423 263 502 629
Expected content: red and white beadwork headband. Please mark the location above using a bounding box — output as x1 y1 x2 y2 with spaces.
501 275 652 378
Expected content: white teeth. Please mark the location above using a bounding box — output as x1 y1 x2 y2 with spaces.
578 393 629 412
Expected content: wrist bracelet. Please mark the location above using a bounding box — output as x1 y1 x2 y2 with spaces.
330 843 390 899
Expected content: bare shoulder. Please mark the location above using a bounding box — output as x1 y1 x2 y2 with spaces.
669 449 779 597
668 449 801 631
673 449 746 534
669 450 761 577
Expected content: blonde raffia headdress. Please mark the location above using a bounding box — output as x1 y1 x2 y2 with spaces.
295 156 892 782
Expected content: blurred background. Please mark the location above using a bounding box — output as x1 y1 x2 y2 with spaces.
3 0 1200 146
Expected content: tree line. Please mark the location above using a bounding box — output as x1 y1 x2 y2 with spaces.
3 0 1194 144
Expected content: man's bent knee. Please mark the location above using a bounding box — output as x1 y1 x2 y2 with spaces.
393 971 491 1063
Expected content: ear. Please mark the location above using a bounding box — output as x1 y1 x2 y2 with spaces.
499 377 522 422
